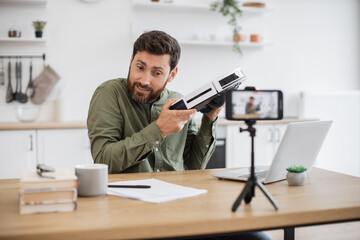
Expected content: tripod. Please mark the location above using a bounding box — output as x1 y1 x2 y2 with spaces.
232 119 279 212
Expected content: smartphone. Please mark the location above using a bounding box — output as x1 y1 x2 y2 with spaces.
225 90 283 120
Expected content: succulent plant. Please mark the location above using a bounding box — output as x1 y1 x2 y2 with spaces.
286 165 307 173
32 21 47 31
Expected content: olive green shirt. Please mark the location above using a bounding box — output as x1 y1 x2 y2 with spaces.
87 78 217 173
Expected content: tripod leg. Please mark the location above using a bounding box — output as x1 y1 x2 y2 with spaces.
255 179 279 210
245 184 254 203
232 181 254 212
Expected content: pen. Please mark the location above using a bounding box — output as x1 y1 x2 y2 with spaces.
108 185 151 189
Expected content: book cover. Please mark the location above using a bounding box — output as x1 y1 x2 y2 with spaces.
20 168 78 190
19 188 77 205
19 200 77 215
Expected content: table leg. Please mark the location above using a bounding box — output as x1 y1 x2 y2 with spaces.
284 227 295 240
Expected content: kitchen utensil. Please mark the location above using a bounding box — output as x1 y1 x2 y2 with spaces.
25 59 34 97
15 59 28 103
6 61 14 103
0 58 5 85
14 61 18 97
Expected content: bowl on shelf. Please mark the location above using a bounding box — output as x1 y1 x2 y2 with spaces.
14 104 40 122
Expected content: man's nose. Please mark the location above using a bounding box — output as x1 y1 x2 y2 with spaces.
139 71 152 86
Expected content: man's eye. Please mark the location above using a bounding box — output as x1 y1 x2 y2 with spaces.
137 66 144 70
154 72 162 76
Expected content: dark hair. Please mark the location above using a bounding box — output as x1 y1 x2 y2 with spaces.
132 30 181 71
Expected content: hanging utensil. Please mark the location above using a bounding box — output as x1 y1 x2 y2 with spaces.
25 58 34 98
0 58 5 85
5 61 14 103
15 58 28 103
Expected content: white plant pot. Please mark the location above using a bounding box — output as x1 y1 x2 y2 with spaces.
286 171 307 186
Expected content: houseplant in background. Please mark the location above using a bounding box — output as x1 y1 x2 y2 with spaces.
210 0 243 55
32 20 47 38
286 165 308 186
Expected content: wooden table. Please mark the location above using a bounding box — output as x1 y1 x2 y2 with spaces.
0 168 359 240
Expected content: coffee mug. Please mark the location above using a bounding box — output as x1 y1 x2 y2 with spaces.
75 163 108 197
250 34 263 43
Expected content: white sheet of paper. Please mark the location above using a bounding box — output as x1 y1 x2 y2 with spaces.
107 178 207 203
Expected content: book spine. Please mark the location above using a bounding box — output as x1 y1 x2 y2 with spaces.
19 188 78 205
19 200 77 215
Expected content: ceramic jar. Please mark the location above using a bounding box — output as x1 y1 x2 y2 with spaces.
286 171 307 186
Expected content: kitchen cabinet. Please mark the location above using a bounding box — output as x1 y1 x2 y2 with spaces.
0 128 92 179
37 129 93 170
226 123 287 168
0 130 37 179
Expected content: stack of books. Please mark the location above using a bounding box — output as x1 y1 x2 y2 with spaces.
19 168 78 215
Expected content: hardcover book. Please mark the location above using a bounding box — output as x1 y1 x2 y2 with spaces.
19 200 77 215
20 168 78 190
19 188 77 205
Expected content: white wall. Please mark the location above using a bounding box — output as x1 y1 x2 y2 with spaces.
0 0 359 122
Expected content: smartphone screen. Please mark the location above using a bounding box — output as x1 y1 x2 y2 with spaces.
226 90 283 120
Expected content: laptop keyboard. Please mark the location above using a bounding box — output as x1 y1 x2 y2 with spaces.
240 171 268 180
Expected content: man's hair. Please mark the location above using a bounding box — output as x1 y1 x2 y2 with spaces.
132 30 181 71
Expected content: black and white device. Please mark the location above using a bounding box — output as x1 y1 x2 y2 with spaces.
170 68 246 112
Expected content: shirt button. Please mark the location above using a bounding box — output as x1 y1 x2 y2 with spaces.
155 141 159 144
206 145 209 148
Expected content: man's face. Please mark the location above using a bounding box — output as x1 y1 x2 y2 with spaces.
127 51 177 103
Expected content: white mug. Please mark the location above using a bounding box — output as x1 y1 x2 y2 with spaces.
75 163 108 197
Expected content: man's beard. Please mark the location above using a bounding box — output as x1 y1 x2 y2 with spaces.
127 71 168 104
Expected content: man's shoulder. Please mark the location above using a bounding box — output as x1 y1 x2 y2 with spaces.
98 78 126 91
164 88 183 99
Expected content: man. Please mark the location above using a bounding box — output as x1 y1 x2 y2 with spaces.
87 30 221 173
87 30 271 240
245 96 260 114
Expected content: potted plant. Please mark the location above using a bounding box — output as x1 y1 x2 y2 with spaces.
32 20 47 38
286 165 307 186
210 0 243 55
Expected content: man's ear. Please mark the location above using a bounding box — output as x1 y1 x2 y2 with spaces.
167 66 178 83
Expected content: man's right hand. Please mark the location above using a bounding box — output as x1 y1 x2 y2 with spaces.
156 99 197 137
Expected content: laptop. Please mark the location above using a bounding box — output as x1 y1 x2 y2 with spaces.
212 120 333 184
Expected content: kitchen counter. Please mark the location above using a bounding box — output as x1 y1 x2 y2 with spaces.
0 118 316 130
0 121 87 130
217 118 317 126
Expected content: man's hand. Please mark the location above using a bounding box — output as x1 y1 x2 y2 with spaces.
156 99 197 137
205 105 224 121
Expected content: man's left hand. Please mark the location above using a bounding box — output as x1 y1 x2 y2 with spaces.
205 105 224 121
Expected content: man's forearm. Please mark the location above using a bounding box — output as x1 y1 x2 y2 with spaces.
91 122 164 173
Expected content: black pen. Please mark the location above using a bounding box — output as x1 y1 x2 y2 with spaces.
108 185 151 189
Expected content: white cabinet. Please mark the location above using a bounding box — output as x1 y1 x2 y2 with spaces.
226 123 287 168
37 129 93 171
0 128 92 179
0 130 37 179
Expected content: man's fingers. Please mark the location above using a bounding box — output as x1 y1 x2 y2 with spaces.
164 99 179 108
175 109 196 116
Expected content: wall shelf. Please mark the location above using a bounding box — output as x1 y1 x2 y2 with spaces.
0 0 47 7
179 39 271 47
0 37 46 43
132 0 272 14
